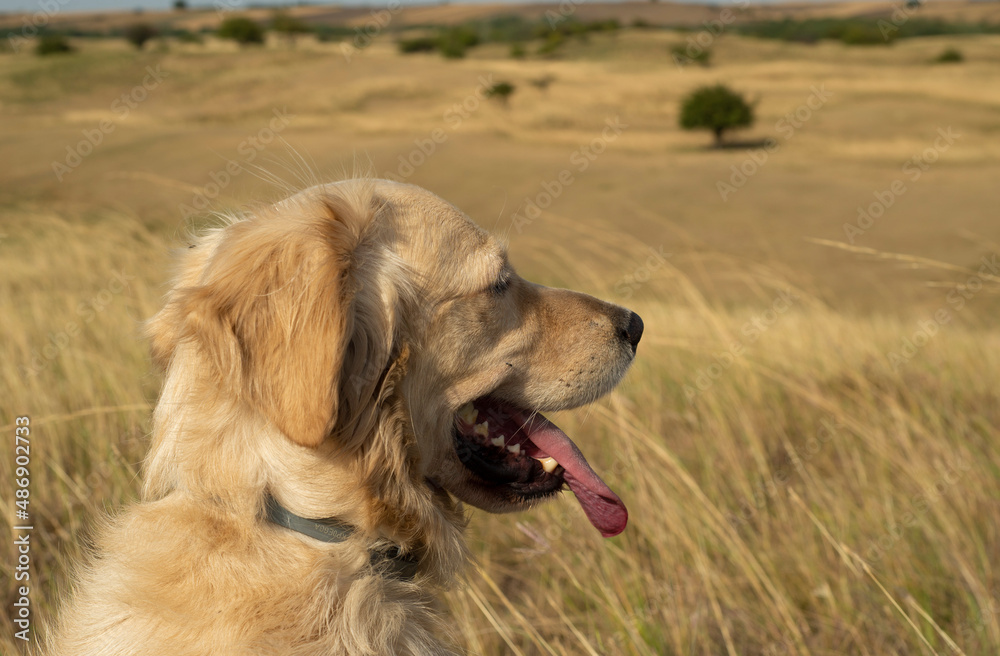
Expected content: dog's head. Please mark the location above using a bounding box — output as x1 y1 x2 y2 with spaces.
148 179 641 541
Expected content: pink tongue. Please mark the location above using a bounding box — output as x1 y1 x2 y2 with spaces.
519 413 628 538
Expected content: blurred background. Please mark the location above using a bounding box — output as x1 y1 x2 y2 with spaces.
2 1 999 653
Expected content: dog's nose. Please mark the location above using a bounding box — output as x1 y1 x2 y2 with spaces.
619 311 644 353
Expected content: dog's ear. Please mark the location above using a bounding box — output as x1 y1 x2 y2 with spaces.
180 217 350 448
148 189 395 449
147 239 220 371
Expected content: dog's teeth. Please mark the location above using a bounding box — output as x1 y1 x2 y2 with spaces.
506 443 520 455
473 422 489 437
458 403 478 424
491 435 505 447
534 456 558 473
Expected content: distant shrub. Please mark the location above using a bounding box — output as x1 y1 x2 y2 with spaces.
438 25 479 58
394 15 629 61
935 47 964 63
449 26 481 48
590 18 621 32
839 24 886 45
632 18 653 29
398 36 438 54
36 34 74 55
173 0 187 9
485 81 515 105
394 15 625 61
530 17 623 56
736 17 1000 44
537 31 566 56
549 18 619 36
218 17 265 45
314 25 354 43
124 23 158 49
671 43 711 66
174 29 203 44
679 84 754 147
482 14 535 43
438 40 467 59
271 11 311 38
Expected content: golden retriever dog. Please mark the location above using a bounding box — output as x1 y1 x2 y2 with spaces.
48 179 643 655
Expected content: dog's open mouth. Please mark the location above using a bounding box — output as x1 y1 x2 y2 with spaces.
453 396 627 537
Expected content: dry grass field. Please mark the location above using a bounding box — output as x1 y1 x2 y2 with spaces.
2 13 1000 655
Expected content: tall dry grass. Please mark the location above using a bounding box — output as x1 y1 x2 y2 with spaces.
2 203 998 655
0 209 166 634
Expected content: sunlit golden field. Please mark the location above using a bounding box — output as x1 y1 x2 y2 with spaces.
2 21 1000 655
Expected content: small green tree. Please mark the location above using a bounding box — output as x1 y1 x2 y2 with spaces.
934 47 963 63
839 24 886 45
173 0 187 10
438 26 478 59
537 31 565 56
671 43 711 67
438 40 467 58
124 23 158 50
218 17 265 45
485 81 515 106
398 36 436 53
36 34 74 55
679 84 754 147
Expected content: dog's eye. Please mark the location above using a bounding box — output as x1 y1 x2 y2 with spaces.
488 274 511 297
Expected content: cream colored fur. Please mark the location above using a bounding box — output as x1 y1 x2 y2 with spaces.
47 179 638 655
